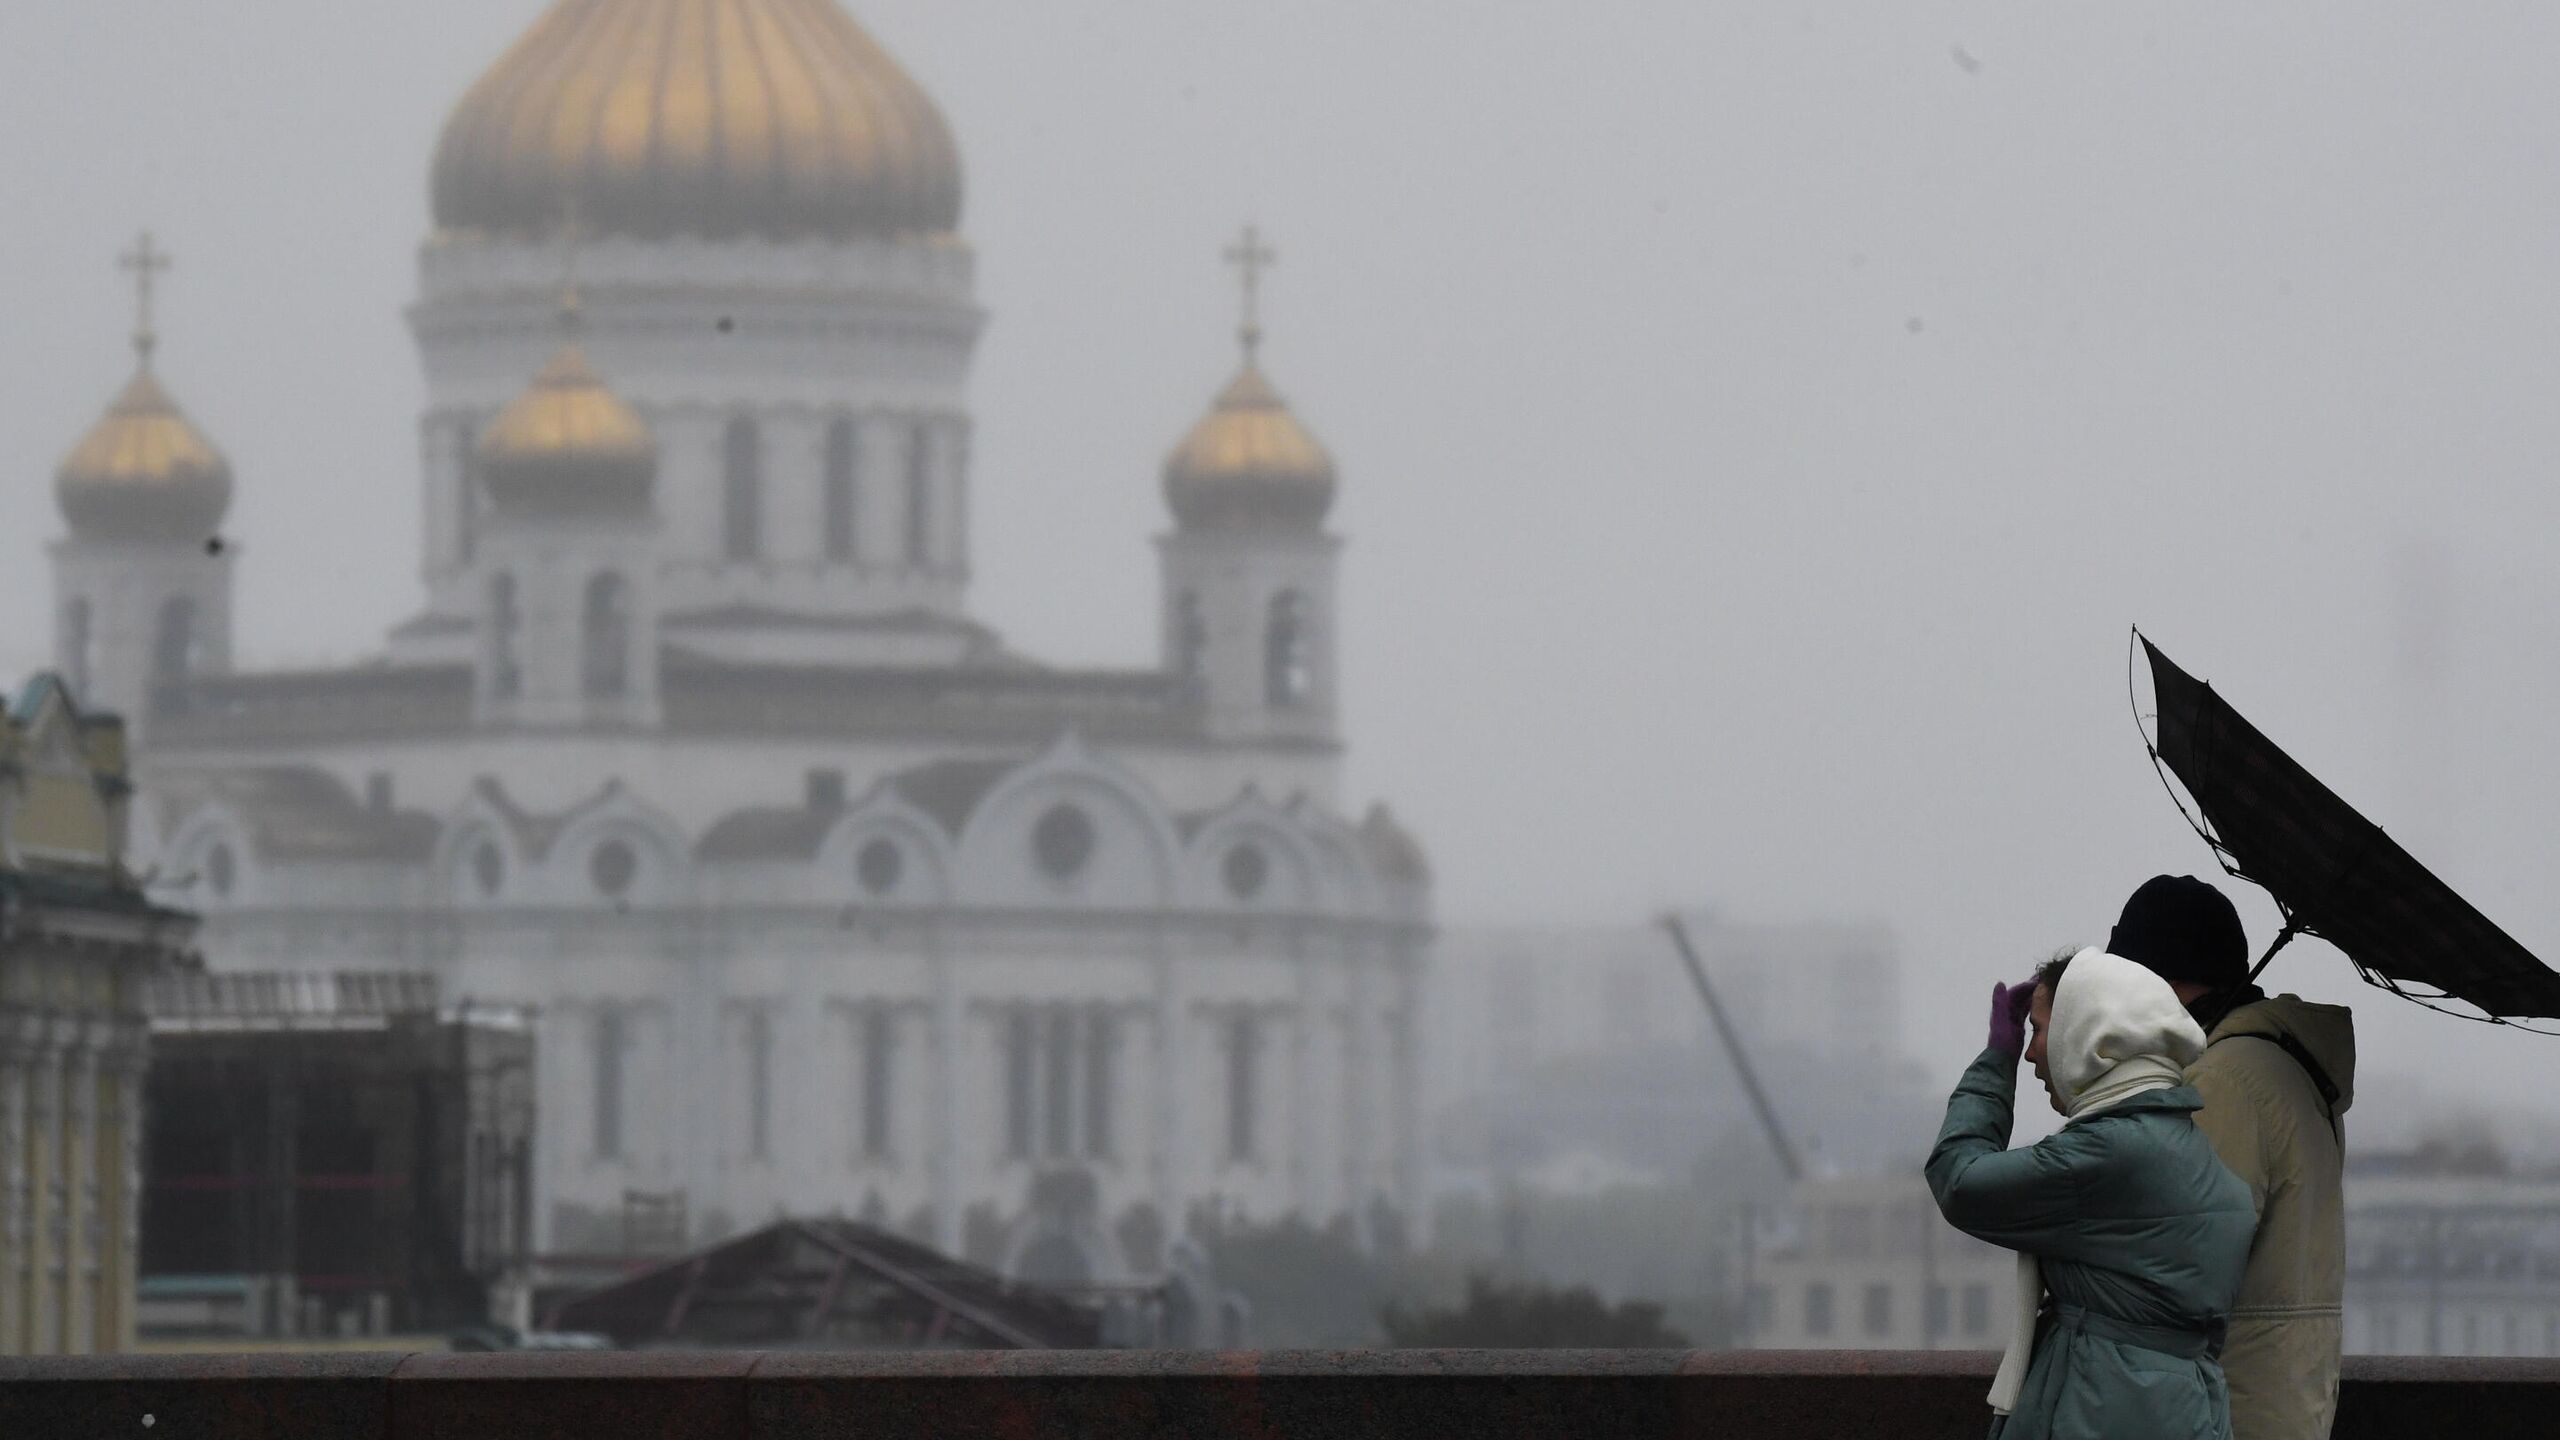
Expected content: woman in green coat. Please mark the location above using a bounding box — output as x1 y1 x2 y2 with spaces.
1927 948 2258 1440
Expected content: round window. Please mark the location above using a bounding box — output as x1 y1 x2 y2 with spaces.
1031 804 1097 880
857 837 904 896
205 844 237 899
471 842 505 897
1222 843 1269 900
589 839 638 899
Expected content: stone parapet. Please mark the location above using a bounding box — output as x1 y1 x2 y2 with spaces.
1 1349 2556 1439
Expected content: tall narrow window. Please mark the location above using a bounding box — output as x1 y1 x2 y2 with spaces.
1084 1012 1116 1159
860 1008 894 1159
723 415 762 561
581 572 631 698
61 598 92 699
1003 1012 1036 1160
1225 1014 1260 1162
153 597 200 690
824 417 859 562
1043 1009 1076 1158
455 415 482 565
745 1009 774 1162
1264 591 1309 707
593 1008 626 1160
903 422 933 567
488 574 521 700
1172 592 1207 679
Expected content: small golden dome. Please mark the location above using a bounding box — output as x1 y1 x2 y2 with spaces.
431 0 963 242
476 339 657 514
56 366 234 544
1163 362 1337 531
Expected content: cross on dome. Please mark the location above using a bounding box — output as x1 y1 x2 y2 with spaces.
1223 224 1276 360
118 231 171 366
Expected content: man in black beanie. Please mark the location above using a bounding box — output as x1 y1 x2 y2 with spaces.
2109 875 2357 1440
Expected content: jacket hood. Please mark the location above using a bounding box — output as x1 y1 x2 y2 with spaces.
2214 993 2358 1114
2051 949 2210 1100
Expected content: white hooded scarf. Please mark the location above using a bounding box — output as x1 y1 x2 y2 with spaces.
1986 948 2209 1416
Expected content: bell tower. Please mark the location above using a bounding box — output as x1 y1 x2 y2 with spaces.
50 232 237 734
1156 227 1342 751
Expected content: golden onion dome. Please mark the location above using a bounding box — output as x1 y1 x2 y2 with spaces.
56 364 234 545
431 0 963 242
1163 361 1337 532
476 336 658 514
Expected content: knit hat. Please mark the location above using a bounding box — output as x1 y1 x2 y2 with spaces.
2107 874 2248 990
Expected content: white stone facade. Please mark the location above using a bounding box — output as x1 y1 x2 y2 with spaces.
37 4 1430 1288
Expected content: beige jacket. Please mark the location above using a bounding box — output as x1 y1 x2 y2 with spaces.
2185 993 2357 1440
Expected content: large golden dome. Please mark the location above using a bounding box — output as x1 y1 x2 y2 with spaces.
1163 362 1337 532
57 365 234 545
431 0 962 242
477 335 657 514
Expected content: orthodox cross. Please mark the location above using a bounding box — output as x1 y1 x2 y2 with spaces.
119 231 171 365
1223 224 1276 360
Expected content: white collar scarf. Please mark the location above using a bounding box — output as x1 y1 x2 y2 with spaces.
1985 950 2203 1417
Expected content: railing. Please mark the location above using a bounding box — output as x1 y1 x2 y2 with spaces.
3 1349 2557 1438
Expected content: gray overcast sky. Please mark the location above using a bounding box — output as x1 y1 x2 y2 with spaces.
5 2 2559 1137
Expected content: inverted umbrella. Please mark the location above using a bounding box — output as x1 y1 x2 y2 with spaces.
2134 630 2560 1024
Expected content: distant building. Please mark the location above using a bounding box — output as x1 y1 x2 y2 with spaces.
1744 1175 2016 1350
1427 918 1926 1196
2345 1156 2560 1356
137 972 535 1342
0 674 197 1354
30 0 1429 1282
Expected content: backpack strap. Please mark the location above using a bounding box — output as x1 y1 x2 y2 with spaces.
2211 1030 2341 1132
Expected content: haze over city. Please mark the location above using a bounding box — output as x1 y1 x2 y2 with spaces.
7 0 2560 1155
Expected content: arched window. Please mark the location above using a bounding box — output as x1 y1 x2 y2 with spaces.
581 572 631 698
1172 591 1207 679
1003 1012 1036 1160
1264 590 1310 708
455 414 483 565
823 417 859 562
593 1007 626 1161
488 574 522 700
904 422 933 567
1225 1014 1261 1162
722 415 762 561
859 1008 895 1160
153 597 201 690
743 1009 774 1163
61 598 92 699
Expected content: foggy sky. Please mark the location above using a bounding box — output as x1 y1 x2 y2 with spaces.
6 3 2560 1144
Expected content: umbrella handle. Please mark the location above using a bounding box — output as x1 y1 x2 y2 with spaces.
2246 923 2300 986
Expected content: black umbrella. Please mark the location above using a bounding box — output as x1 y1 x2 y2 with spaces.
2134 630 2560 1024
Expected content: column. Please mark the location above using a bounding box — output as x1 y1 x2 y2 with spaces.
1389 950 1426 1232
1150 930 1188 1236
928 932 962 1254
854 412 902 572
26 1028 61 1353
62 1035 97 1355
98 1028 146 1353
0 1023 29 1352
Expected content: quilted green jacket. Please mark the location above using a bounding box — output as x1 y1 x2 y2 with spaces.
1926 1048 2258 1440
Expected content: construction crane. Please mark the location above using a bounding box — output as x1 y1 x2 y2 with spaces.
1660 913 1804 1184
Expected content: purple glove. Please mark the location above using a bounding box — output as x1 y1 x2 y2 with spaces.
1986 979 2036 1059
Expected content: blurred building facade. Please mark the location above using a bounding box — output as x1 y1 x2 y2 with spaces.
1426 917 1926 1198
35 0 1427 1284
136 971 535 1342
1743 1175 2016 1351
0 674 197 1354
2344 1155 2560 1357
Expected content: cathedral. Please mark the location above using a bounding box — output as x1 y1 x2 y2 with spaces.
40 0 1429 1284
